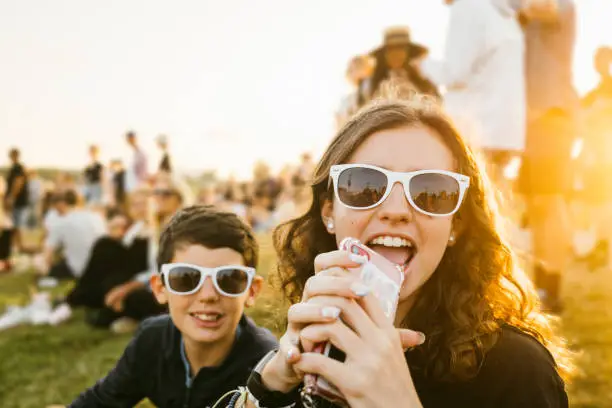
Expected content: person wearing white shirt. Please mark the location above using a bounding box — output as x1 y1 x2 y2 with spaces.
124 131 149 193
423 0 526 182
43 190 106 279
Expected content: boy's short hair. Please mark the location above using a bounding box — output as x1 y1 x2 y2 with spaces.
157 205 259 270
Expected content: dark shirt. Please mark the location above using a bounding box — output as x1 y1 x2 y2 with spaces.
70 314 278 408
112 170 126 205
6 163 28 208
160 153 172 173
295 326 568 408
84 162 103 184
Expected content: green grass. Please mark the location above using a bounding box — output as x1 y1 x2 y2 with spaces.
0 235 611 407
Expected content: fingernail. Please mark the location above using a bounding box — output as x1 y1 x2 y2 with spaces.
349 253 368 264
287 348 298 361
350 282 370 297
321 306 341 319
416 332 426 345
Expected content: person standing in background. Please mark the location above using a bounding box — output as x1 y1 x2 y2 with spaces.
26 169 43 230
582 46 612 107
156 134 172 174
575 46 612 270
4 148 29 254
83 145 104 206
424 0 526 184
367 27 439 101
517 0 579 313
335 55 374 128
0 179 13 272
124 131 149 193
110 159 127 211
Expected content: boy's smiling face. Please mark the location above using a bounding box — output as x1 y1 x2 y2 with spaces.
151 244 263 346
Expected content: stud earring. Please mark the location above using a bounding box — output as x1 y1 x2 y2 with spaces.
448 234 455 245
326 219 335 233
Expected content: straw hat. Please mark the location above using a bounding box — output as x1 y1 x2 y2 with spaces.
370 26 428 60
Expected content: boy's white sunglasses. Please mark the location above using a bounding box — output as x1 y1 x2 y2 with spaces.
329 164 470 217
160 263 255 297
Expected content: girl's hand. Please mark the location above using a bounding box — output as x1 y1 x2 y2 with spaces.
294 250 426 408
259 250 365 393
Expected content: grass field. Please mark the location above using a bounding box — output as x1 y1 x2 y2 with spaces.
0 234 611 407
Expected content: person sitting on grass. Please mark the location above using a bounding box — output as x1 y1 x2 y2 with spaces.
67 190 165 333
41 190 106 280
70 206 278 407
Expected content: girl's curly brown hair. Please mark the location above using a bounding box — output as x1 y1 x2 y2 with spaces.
273 97 573 383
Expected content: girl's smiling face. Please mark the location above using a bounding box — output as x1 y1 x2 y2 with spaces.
322 125 457 311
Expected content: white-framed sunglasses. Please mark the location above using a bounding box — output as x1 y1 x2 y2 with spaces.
329 164 470 217
160 263 256 297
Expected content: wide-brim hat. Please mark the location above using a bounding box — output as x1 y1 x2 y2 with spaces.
370 26 428 60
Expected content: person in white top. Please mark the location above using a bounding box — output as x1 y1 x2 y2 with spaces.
125 131 149 193
43 190 106 279
423 0 526 181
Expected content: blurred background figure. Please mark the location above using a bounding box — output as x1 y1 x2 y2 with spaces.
295 152 315 185
423 0 526 186
219 180 249 222
518 0 579 313
83 144 105 206
583 46 612 107
156 134 172 174
3 148 29 255
152 178 184 227
367 27 439 101
109 159 126 211
40 190 106 280
196 183 218 207
0 179 13 273
124 131 149 194
252 160 281 209
574 46 612 270
25 169 43 231
336 55 374 128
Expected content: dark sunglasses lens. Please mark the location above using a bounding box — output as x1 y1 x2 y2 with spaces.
167 266 201 293
337 167 388 208
409 173 460 214
216 268 250 295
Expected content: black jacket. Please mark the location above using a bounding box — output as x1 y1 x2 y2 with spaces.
280 326 568 408
70 314 277 408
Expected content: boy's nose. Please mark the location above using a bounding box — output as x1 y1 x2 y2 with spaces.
196 277 220 302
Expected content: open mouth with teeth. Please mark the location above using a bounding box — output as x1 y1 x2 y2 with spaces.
191 312 224 323
366 235 417 273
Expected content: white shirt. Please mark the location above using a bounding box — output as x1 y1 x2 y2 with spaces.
43 209 62 232
125 147 149 193
45 209 107 277
423 0 526 152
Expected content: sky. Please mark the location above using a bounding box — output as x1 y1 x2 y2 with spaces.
1 0 611 180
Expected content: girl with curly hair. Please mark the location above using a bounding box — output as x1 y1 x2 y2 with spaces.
245 97 572 408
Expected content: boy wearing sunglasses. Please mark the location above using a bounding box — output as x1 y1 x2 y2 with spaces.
71 206 277 408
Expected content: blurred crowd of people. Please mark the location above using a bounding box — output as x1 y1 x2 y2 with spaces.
0 130 314 332
0 0 610 330
335 0 612 312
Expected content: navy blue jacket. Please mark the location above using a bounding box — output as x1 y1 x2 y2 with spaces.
70 315 277 408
